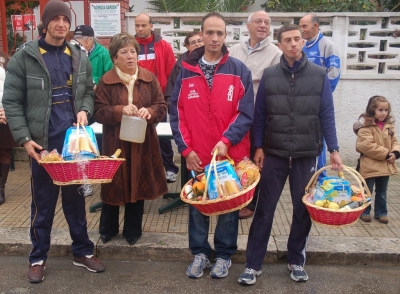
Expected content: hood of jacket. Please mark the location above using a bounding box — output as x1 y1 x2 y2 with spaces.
353 114 396 134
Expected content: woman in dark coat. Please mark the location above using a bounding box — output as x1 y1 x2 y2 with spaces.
94 33 168 245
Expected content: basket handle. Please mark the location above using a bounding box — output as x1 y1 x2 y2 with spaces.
225 153 235 166
203 149 220 200
79 123 100 157
304 165 371 201
74 123 80 154
341 165 371 200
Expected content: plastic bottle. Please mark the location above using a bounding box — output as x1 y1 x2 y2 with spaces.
191 170 199 183
110 149 121 158
119 115 147 143
346 201 363 209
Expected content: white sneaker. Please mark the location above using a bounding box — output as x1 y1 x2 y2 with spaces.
210 258 231 278
166 171 177 183
288 264 308 282
238 267 262 285
83 186 93 197
186 254 211 278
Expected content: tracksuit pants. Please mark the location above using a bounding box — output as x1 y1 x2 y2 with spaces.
245 155 316 270
159 114 179 174
29 140 94 264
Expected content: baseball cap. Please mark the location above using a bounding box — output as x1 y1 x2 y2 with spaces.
74 25 95 37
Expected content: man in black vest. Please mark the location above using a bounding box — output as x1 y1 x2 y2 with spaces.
238 24 343 285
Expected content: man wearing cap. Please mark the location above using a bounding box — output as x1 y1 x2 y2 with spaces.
71 25 113 197
134 13 179 183
3 0 105 283
71 25 113 85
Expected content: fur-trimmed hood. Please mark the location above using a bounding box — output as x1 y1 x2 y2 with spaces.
353 114 396 134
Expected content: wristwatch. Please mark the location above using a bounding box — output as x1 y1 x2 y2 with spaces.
329 148 339 154
84 110 90 116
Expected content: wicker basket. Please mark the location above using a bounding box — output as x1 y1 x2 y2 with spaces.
180 150 260 216
302 165 371 228
40 157 125 185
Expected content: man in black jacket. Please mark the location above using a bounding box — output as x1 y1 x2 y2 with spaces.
238 24 343 285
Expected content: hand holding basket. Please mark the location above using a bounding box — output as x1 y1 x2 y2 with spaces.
40 123 125 186
302 165 371 228
180 150 260 216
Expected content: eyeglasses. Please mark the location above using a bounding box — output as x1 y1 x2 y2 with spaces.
251 19 271 26
189 39 203 46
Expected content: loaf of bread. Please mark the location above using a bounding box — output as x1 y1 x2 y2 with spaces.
235 158 260 189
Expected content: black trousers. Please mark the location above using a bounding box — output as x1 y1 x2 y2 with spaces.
245 155 316 270
246 131 259 211
99 200 144 239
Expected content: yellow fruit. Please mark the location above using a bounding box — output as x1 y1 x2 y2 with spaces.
323 199 330 208
314 200 324 207
328 202 340 210
201 175 206 185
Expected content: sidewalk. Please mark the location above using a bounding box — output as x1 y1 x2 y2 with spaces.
0 161 399 265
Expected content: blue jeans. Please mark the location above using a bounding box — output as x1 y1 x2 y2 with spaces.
362 176 389 218
188 205 239 260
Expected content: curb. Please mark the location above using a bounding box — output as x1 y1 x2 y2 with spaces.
1 228 399 266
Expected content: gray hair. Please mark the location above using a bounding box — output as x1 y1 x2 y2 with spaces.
74 35 88 40
247 11 271 24
247 13 254 23
310 13 320 26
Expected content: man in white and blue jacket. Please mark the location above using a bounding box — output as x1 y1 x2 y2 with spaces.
300 13 341 177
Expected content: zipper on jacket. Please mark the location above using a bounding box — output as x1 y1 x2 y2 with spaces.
289 72 295 160
74 48 82 113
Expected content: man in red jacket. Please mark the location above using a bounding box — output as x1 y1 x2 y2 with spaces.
170 12 254 279
135 13 179 182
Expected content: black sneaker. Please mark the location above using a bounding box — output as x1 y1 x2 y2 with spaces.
288 264 308 282
238 267 262 285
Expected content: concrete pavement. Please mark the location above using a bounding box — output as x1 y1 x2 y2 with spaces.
2 257 400 293
0 160 399 265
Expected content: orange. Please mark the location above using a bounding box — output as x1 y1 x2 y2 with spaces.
192 182 205 195
351 196 362 202
192 182 205 192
